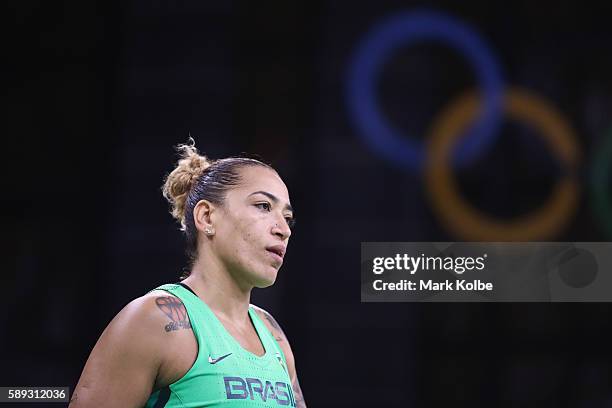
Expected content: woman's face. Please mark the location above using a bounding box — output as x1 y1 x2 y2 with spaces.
210 165 294 288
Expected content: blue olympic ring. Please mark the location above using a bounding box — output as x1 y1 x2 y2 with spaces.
346 10 504 172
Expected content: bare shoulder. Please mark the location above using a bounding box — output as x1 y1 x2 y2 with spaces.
144 289 193 333
97 292 176 352
251 304 289 343
250 305 295 368
69 291 194 407
108 290 190 339
77 291 189 378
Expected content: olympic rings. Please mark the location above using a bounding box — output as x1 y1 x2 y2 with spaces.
346 10 504 172
425 88 581 241
590 128 612 238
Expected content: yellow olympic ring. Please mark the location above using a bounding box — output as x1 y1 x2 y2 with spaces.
425 88 581 241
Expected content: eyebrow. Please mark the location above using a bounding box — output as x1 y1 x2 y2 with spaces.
249 190 294 214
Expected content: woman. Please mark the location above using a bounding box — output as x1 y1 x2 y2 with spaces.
70 142 306 407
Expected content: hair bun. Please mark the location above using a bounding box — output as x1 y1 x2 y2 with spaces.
162 140 211 230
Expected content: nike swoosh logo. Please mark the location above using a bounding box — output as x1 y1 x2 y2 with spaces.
208 352 232 364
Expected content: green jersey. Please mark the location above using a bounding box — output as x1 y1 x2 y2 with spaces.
145 283 296 407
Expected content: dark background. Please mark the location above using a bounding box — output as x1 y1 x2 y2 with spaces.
4 0 612 407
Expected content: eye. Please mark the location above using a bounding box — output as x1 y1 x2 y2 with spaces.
255 202 272 212
285 217 296 229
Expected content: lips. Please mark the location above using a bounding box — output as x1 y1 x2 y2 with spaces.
266 245 286 259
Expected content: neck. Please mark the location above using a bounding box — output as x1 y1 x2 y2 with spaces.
182 251 253 325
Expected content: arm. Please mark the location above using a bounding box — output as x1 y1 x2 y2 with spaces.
253 306 307 408
69 295 181 407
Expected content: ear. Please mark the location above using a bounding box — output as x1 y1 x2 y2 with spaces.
193 200 216 236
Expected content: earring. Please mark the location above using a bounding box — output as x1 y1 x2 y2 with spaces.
205 227 215 236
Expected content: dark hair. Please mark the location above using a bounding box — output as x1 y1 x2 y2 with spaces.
162 141 273 277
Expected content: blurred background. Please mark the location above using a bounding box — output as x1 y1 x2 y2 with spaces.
4 0 612 406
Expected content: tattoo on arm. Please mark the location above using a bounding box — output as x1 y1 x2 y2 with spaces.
155 296 192 332
292 376 306 407
263 312 287 342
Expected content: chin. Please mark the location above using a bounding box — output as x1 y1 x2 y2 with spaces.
254 279 276 289
251 267 279 288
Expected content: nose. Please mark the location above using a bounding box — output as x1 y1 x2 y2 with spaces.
272 215 291 240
